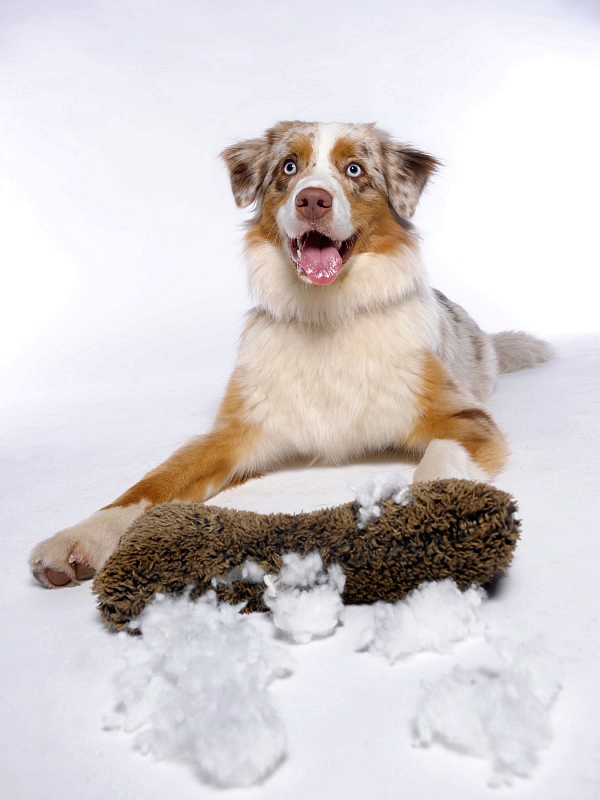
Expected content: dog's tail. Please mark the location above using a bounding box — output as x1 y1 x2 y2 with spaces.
490 331 555 374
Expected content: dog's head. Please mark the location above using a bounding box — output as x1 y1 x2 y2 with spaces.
221 122 439 319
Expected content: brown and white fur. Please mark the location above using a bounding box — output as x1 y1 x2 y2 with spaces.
30 121 552 589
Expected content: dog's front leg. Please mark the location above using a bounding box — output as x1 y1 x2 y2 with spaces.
409 353 509 483
30 377 263 588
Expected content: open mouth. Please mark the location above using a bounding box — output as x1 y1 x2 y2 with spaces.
288 231 358 285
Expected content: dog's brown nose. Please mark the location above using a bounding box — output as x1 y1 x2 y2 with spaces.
295 188 333 221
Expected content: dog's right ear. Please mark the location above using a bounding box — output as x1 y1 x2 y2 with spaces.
220 137 270 208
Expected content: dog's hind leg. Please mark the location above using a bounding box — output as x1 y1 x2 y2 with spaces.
408 353 509 483
30 377 266 588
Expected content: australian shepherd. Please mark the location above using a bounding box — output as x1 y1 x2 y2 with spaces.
30 121 552 588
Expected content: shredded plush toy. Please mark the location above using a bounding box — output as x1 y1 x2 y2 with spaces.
93 479 520 631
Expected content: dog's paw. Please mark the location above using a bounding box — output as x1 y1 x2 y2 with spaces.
30 502 149 589
30 530 100 588
413 439 488 483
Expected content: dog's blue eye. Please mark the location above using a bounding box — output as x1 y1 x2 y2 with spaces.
346 163 362 177
283 160 297 175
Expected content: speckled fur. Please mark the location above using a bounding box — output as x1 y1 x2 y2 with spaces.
93 479 520 632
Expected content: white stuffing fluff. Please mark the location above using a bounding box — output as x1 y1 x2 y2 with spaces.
102 488 563 791
263 552 346 644
358 578 486 662
210 558 266 587
104 590 291 788
350 469 411 528
413 636 563 786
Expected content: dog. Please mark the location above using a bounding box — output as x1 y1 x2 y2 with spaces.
30 121 552 588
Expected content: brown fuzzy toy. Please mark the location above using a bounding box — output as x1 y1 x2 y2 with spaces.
93 479 520 631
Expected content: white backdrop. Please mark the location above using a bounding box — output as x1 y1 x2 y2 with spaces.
1 0 599 387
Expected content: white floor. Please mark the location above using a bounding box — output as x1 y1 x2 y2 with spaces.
2 334 599 799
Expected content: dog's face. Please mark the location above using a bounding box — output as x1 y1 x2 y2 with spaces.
221 122 438 287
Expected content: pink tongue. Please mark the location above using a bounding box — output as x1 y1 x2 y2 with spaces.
300 231 343 285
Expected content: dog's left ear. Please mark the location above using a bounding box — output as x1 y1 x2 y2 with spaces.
383 144 440 220
220 136 270 208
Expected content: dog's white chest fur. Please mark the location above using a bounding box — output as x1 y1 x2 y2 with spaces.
237 296 438 462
